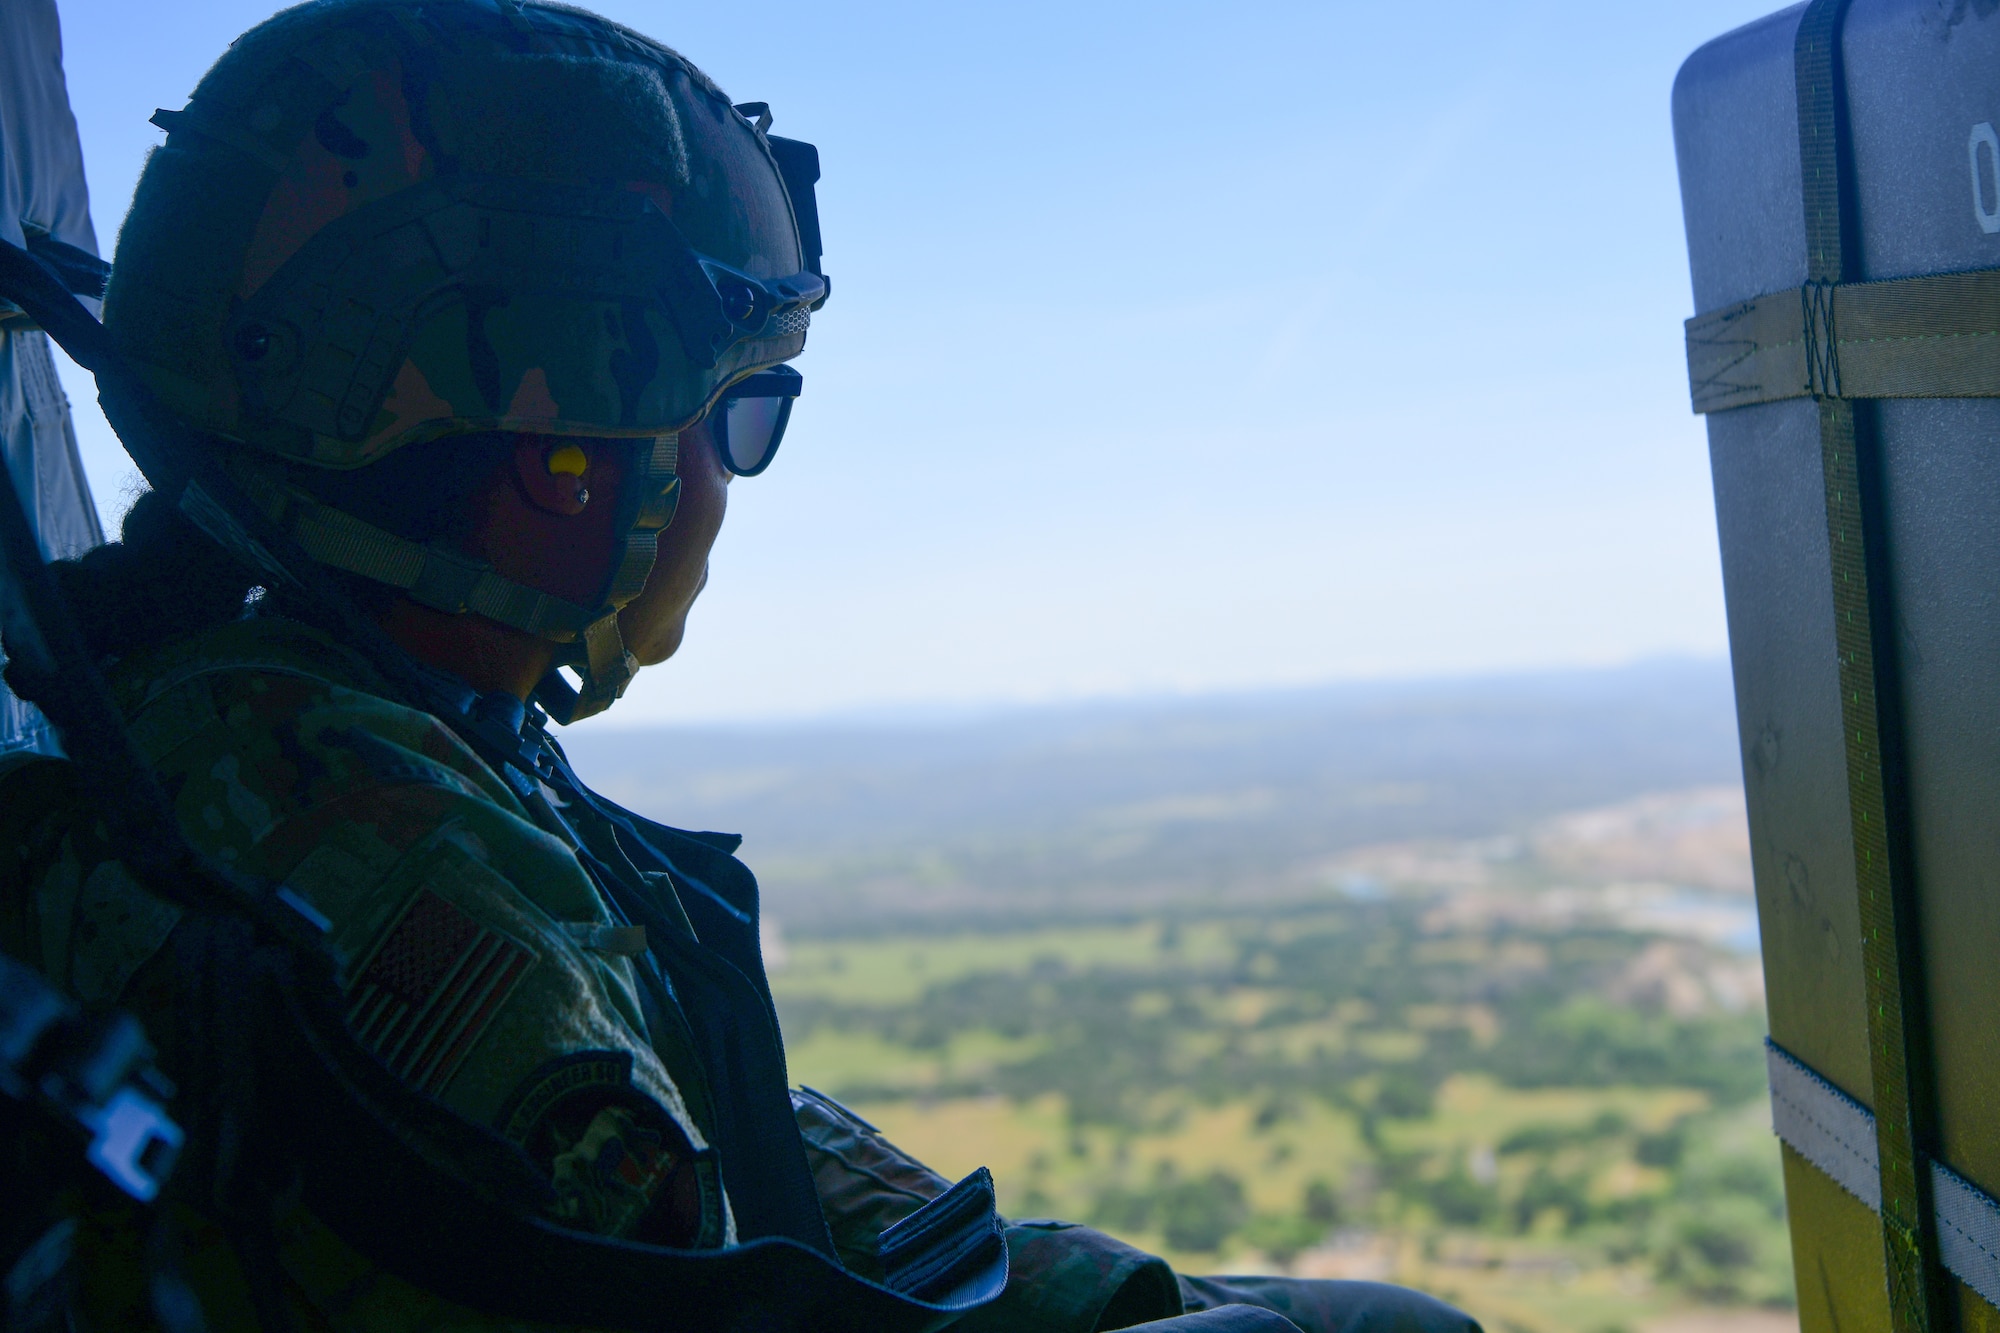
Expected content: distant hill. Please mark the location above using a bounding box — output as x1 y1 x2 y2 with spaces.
558 658 1743 928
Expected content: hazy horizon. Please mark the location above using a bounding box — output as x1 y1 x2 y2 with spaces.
555 654 1744 933
551 649 1736 733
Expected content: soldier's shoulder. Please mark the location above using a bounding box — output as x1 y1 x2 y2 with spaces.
107 611 387 720
104 613 525 866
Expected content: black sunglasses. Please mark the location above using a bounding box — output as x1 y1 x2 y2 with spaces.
712 363 801 476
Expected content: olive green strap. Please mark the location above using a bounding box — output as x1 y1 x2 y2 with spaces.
565 610 639 722
1687 266 2000 412
225 459 661 723
288 494 640 721
226 466 599 641
285 500 599 640
1815 393 1941 1333
1791 4 1945 1330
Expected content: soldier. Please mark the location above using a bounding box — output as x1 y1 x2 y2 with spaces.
0 3 1481 1330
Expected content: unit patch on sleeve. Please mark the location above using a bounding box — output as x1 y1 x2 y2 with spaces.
345 886 536 1096
495 1050 720 1248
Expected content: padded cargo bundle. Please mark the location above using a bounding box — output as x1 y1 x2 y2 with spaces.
1675 2 2000 1330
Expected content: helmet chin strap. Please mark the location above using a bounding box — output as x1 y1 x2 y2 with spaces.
234 434 682 726
546 612 641 723
541 432 683 724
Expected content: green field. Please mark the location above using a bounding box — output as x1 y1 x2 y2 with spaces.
772 898 1791 1333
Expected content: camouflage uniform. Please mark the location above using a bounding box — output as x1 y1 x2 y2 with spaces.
1 612 1475 1332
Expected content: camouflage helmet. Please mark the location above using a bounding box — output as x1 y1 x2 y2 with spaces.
103 0 826 719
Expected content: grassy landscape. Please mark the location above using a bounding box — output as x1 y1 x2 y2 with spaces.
766 794 1786 1333
567 663 1792 1333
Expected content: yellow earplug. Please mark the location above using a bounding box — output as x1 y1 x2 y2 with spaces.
546 444 589 477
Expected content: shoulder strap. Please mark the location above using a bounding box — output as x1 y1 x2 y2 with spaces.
531 735 840 1258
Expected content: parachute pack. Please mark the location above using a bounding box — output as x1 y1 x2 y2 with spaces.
1676 3 2000 1330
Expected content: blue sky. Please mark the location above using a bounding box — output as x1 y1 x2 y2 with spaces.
47 0 1780 724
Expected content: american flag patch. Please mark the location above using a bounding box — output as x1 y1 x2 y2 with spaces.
347 888 535 1096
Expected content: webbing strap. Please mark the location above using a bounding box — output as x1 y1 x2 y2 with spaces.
1768 1042 2000 1312
279 494 644 721
287 501 599 640
1687 267 2000 411
566 612 639 722
1768 1038 1881 1210
224 464 660 723
226 467 603 642
1792 4 1944 1328
1935 1163 2000 1310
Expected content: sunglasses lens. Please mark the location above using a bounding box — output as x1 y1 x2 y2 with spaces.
721 392 790 475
